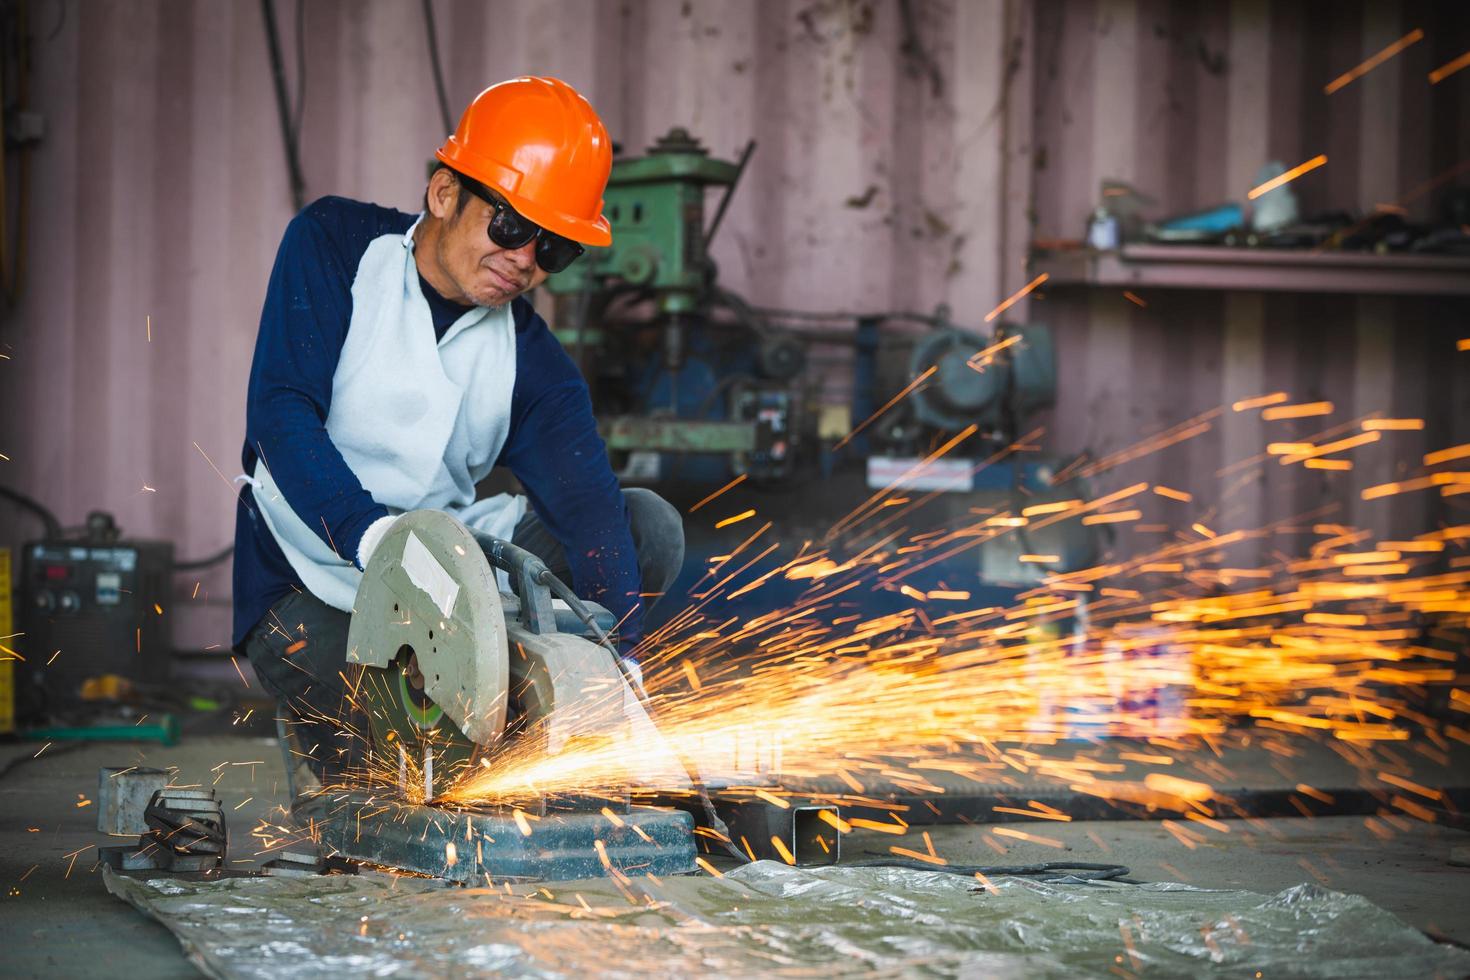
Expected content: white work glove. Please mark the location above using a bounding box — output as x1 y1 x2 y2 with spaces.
355 515 398 570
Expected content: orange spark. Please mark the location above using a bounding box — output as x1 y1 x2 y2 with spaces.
1261 400 1333 420
889 845 948 865
1232 392 1288 412
688 473 747 514
1391 795 1437 823
715 509 756 529
991 826 1065 848
1429 49 1470 85
1123 291 1147 307
984 273 1048 323
1082 510 1141 525
1424 443 1470 467
1332 551 1400 565
1362 418 1423 431
1153 486 1192 502
1378 771 1443 800
817 810 853 834
1296 784 1336 805
1022 500 1081 517
993 806 1072 821
1343 563 1408 576
833 366 937 451
1249 156 1328 201
1280 431 1379 465
966 334 1022 372
1324 29 1423 94
1143 773 1214 801
1078 414 1217 478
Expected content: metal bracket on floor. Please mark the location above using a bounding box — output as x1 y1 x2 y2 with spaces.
99 787 227 873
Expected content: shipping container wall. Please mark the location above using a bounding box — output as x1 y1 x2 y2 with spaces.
0 0 1466 648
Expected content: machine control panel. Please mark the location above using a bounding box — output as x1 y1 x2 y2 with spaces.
27 544 140 616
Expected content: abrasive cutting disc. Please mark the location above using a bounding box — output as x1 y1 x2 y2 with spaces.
347 511 510 754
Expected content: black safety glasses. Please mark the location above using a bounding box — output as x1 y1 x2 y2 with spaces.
456 173 585 274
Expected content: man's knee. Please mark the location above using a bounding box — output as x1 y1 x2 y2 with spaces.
241 591 352 705
623 488 684 598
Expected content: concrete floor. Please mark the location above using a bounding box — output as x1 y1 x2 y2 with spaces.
1 734 1466 978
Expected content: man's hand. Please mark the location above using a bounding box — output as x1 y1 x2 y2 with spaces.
356 515 398 570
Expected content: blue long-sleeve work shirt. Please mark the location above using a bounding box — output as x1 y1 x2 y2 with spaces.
232 196 640 651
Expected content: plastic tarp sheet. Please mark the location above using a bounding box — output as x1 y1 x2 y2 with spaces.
104 861 1470 979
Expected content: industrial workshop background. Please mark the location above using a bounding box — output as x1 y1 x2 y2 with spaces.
2 1 1470 974
2 0 1467 654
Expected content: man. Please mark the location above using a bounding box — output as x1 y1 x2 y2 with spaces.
232 76 683 784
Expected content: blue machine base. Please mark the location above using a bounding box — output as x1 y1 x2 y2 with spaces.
318 793 697 882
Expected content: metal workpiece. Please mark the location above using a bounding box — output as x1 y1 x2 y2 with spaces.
317 792 698 883
702 799 842 866
97 766 169 836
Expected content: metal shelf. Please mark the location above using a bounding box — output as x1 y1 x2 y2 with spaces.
1031 244 1470 296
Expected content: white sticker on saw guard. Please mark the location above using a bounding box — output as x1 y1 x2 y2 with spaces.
401 531 460 619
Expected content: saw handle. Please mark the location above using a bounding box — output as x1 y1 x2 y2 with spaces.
470 533 558 635
470 531 629 666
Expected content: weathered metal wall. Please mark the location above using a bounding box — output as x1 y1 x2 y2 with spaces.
0 0 1466 647
1030 0 1470 568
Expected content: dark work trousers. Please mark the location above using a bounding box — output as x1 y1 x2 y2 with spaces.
241 487 685 781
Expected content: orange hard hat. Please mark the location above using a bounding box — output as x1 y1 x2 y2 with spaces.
435 76 613 247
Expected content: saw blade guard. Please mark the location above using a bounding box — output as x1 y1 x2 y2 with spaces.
346 510 510 748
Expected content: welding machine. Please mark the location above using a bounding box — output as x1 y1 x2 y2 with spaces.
19 511 173 707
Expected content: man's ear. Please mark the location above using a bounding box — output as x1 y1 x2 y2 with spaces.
425 168 460 219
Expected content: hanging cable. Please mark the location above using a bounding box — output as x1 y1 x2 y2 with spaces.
0 484 62 539
290 0 306 147
173 544 235 572
260 0 305 211
420 0 453 135
1 0 36 305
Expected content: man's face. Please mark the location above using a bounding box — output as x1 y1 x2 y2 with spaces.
424 171 549 307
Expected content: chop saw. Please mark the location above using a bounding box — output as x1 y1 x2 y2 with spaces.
314 509 700 882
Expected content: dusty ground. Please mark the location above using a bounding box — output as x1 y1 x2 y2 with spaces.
0 734 1465 977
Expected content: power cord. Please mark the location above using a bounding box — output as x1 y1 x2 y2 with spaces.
845 859 1135 883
